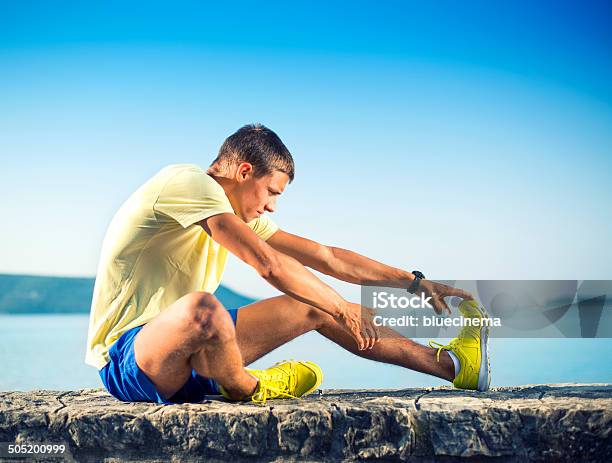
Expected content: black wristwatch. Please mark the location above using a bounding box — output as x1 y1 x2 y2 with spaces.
408 270 426 293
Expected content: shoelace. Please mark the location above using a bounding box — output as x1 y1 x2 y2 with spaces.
250 360 299 405
428 339 459 362
251 384 298 405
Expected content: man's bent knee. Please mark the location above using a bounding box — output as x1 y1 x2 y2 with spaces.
178 292 234 342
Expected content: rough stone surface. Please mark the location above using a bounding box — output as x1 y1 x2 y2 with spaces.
0 384 610 462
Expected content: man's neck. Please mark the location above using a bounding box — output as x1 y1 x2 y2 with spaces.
208 173 242 219
208 173 234 196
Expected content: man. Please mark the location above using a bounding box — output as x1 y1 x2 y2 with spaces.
85 123 490 405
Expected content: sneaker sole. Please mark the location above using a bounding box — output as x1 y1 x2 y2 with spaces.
301 361 324 396
473 303 491 392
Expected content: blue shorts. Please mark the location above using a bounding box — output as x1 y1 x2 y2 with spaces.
99 308 239 404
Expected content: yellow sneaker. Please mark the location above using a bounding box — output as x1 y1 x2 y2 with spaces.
220 359 323 404
429 299 491 391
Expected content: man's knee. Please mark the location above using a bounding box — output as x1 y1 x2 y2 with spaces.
304 303 335 331
178 292 234 341
276 295 335 330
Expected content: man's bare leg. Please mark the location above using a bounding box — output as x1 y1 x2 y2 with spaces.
317 317 456 381
234 295 455 381
134 292 257 400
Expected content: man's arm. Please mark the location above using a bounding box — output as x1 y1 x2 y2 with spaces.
267 229 414 287
267 229 473 315
199 213 373 349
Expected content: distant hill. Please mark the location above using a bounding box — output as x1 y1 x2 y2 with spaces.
0 274 256 314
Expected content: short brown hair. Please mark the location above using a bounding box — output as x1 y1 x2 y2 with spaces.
211 123 295 182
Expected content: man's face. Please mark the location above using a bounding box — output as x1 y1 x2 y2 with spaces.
231 164 289 222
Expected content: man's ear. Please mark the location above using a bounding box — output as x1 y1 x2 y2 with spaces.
236 162 253 181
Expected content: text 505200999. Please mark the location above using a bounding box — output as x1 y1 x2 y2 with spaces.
0 442 67 458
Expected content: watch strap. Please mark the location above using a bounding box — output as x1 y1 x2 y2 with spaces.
408 270 426 293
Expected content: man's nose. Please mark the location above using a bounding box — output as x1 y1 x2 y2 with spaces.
265 198 276 213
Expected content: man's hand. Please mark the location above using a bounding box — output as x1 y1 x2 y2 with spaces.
360 307 380 350
336 302 380 350
416 280 474 316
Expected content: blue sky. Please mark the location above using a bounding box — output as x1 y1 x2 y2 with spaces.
1 1 611 299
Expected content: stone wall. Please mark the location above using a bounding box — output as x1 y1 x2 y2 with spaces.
0 384 610 462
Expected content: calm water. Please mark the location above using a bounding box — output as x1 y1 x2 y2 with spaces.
1 314 611 391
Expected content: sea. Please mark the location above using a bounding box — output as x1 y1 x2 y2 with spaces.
1 314 611 392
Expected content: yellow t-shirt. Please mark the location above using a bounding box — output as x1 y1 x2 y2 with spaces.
85 164 278 370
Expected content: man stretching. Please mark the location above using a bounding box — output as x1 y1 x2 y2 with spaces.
85 124 490 405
